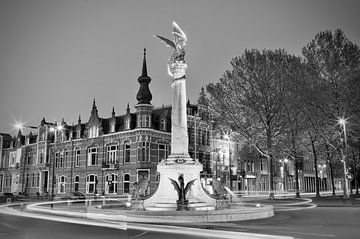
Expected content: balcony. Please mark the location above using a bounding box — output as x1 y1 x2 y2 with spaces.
102 162 119 169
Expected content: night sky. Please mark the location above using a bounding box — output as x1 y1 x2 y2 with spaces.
0 0 359 134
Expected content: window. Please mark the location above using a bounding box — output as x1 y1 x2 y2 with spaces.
9 152 16 167
86 174 97 194
138 115 151 128
55 152 59 168
58 175 66 193
125 116 131 130
107 145 118 165
124 142 131 163
74 175 79 192
39 149 44 164
25 173 30 187
105 173 118 194
0 174 3 192
26 148 32 165
36 173 40 187
75 149 80 167
31 173 35 187
87 147 98 166
89 125 99 138
138 142 149 162
160 119 166 131
123 174 130 194
158 144 168 162
60 152 64 168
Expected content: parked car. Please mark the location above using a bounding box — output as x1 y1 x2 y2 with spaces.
60 192 86 200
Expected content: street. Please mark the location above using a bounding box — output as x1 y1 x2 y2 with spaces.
200 207 360 239
0 213 206 239
1 204 360 239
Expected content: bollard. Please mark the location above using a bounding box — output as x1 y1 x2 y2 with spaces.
20 203 25 211
88 200 92 207
67 199 71 207
102 199 105 206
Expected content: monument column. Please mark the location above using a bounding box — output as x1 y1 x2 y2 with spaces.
168 62 191 160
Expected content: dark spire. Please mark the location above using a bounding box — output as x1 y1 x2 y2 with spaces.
126 103 130 114
136 48 152 105
142 48 148 77
112 106 115 117
92 98 97 111
78 115 81 125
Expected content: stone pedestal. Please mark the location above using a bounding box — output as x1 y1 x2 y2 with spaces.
143 160 216 210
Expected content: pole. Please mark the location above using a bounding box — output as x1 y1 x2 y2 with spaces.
228 137 232 190
343 122 349 198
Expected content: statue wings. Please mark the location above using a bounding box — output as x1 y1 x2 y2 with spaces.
169 177 181 194
184 179 196 195
154 21 187 49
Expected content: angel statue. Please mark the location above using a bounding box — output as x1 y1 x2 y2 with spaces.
154 21 187 65
169 174 196 210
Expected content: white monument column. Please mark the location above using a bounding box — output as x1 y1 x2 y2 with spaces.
168 62 191 160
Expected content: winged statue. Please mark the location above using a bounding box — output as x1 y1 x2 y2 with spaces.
169 174 196 202
154 21 187 64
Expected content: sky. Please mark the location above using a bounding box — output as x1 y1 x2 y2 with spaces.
0 0 359 134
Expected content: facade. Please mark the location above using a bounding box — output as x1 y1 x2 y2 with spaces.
0 50 333 198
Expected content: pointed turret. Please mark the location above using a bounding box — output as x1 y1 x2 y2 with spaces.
136 48 153 105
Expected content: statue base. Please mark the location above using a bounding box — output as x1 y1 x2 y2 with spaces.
143 156 216 211
177 199 189 211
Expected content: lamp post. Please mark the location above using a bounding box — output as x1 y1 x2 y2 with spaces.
224 134 232 190
338 118 349 199
49 124 65 202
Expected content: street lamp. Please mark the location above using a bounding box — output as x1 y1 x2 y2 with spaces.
279 158 289 192
338 117 349 198
224 134 232 191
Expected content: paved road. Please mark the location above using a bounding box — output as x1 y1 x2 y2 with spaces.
196 207 360 239
0 213 208 239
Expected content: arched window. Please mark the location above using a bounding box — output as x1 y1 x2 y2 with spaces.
160 119 166 131
123 174 130 194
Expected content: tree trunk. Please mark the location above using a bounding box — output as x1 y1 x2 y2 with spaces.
267 127 275 200
291 139 300 198
309 132 320 198
325 143 336 196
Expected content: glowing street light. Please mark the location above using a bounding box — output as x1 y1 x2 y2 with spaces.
338 117 349 198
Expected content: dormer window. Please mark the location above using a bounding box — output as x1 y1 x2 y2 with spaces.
160 119 166 131
89 125 99 138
